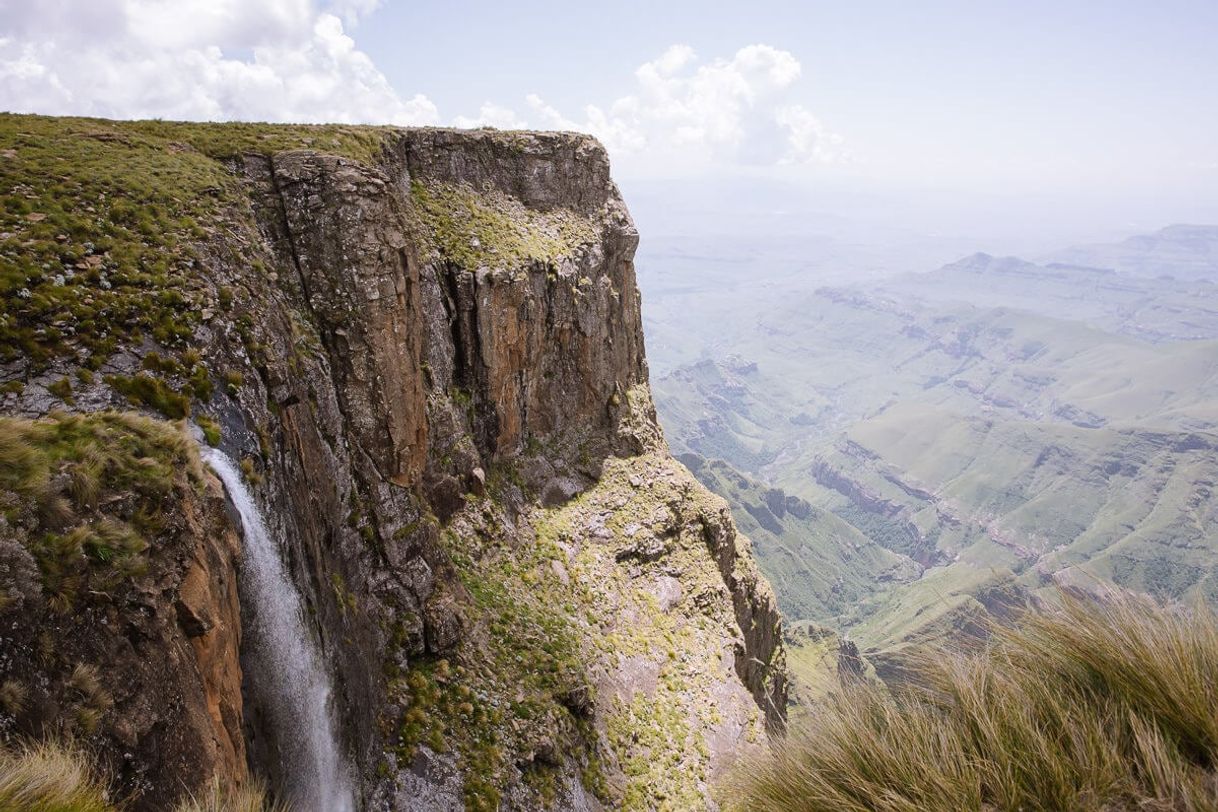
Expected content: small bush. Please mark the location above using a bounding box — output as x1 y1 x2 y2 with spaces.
106 373 191 419
223 370 243 397
728 596 1218 811
0 680 28 716
48 377 74 404
239 457 262 486
196 415 222 447
189 364 214 401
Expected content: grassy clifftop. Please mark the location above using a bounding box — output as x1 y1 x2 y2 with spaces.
0 114 605 405
0 115 394 370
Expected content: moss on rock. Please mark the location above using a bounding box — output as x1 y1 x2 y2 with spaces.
410 180 599 270
383 448 780 809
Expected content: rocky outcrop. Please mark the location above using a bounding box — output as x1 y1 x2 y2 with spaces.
698 497 788 725
0 116 785 809
0 414 246 810
810 459 904 519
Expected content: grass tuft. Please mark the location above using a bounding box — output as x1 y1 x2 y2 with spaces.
0 741 111 812
0 740 288 811
172 776 291 812
106 372 191 419
0 680 28 716
196 415 221 447
728 596 1218 811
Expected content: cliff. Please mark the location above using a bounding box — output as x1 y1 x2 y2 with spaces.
0 114 785 810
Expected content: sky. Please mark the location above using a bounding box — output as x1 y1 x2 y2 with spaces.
2 0 1216 250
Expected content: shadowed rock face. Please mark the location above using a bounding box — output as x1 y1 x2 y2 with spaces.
0 117 784 810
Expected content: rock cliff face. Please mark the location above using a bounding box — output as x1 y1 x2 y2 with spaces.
0 115 784 809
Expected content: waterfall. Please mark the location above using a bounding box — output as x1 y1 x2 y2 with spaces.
203 448 354 812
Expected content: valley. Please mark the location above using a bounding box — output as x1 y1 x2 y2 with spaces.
642 225 1218 701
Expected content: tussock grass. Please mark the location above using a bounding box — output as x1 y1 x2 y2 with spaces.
0 741 111 812
0 740 289 811
173 777 290 812
728 597 1218 811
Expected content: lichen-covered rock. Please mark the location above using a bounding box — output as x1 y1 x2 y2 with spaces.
0 115 785 810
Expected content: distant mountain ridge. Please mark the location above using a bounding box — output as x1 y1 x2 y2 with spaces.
884 244 1218 343
1046 224 1218 281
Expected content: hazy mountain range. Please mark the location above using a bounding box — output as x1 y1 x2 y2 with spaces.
642 223 1218 703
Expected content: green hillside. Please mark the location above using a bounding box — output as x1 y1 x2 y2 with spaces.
681 455 917 623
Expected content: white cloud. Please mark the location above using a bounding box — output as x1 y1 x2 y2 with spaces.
775 105 844 164
0 0 438 125
505 44 843 168
452 102 529 130
325 0 383 27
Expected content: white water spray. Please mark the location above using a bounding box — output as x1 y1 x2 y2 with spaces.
204 449 353 812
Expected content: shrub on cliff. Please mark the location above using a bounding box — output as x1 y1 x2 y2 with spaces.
729 597 1218 811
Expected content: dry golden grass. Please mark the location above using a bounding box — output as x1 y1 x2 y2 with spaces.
172 777 291 812
728 596 1218 811
0 740 288 811
0 741 111 812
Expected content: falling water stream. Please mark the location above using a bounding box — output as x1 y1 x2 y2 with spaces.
204 448 354 812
